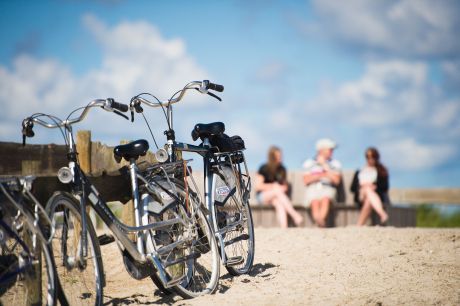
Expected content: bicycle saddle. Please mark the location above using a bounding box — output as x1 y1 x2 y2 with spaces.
113 139 149 162
191 122 225 141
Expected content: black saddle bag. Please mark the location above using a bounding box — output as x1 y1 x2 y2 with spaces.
210 134 245 152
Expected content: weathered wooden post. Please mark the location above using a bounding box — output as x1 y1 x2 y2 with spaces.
119 139 136 240
76 130 97 228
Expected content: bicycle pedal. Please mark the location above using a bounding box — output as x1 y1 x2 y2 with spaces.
98 234 115 245
164 252 201 268
165 275 186 288
226 256 244 266
224 233 250 247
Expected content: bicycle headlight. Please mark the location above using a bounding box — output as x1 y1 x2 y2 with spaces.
57 167 73 184
155 148 168 163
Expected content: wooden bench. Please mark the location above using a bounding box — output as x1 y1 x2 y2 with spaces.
248 170 416 227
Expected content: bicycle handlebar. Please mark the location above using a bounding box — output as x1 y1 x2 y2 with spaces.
21 98 129 144
130 80 224 110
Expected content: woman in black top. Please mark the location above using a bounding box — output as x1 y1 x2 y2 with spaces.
255 146 303 228
350 147 389 225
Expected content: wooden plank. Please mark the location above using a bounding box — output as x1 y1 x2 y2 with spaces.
76 130 91 173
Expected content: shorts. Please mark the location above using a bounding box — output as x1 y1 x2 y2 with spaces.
304 183 337 207
255 192 265 205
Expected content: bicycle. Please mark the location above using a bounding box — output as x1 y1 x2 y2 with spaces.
0 176 58 305
21 98 220 304
130 80 255 276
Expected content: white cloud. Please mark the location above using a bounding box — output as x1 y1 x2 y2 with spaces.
306 60 432 127
81 14 208 100
309 0 460 58
0 14 210 142
381 138 456 171
302 59 460 171
442 60 460 89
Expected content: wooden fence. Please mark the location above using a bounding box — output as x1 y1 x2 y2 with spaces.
1 132 459 228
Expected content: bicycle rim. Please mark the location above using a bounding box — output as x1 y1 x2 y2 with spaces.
144 178 220 298
214 194 255 276
172 208 220 298
0 206 56 305
47 193 103 305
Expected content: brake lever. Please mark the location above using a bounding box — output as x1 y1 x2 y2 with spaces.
22 119 34 146
114 110 129 120
207 91 222 101
130 110 134 122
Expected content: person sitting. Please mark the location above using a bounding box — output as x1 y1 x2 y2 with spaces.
350 147 389 226
255 146 303 228
303 138 342 227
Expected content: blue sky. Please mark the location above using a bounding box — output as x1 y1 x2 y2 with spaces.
1 0 459 188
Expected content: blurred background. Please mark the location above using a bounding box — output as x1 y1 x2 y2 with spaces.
0 0 459 189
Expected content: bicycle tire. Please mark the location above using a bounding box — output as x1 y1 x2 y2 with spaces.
0 192 57 306
212 167 255 276
46 192 104 306
145 178 220 298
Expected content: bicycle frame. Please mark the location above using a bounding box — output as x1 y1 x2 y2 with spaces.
59 127 188 280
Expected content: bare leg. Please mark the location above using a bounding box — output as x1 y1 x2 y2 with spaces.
364 188 388 223
357 200 372 226
261 189 289 228
271 198 288 228
277 192 303 226
310 200 321 226
318 197 331 227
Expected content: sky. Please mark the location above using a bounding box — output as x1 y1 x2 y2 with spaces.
0 0 459 188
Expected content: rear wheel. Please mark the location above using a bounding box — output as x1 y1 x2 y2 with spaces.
213 168 255 276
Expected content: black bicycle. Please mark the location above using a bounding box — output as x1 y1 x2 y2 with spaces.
21 98 220 304
0 176 58 305
130 80 255 276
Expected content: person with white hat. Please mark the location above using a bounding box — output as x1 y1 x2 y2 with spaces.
302 138 342 227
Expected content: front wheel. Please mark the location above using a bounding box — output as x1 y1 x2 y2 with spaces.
46 192 104 306
144 178 220 299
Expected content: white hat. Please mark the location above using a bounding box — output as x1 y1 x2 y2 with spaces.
315 138 337 151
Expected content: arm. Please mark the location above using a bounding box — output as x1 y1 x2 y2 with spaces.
325 170 341 186
255 174 282 193
303 172 321 185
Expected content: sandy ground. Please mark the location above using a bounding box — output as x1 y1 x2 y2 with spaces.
100 227 459 306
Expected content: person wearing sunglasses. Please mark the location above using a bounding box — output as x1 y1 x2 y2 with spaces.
350 147 389 226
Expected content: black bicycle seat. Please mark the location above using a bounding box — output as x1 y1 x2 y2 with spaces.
191 122 225 141
114 139 149 162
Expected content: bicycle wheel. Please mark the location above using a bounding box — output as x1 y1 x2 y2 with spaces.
145 178 220 298
46 192 104 306
213 167 255 276
0 194 57 306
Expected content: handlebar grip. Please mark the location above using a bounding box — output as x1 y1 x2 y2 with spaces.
108 98 129 112
207 82 224 92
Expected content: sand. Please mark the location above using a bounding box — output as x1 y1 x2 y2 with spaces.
100 227 459 306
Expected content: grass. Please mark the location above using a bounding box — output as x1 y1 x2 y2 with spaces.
416 204 460 228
